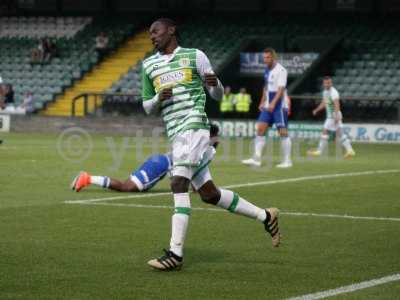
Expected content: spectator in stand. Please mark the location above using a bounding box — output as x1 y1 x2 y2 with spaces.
4 84 14 108
0 84 15 112
42 38 52 63
31 39 48 64
38 39 45 62
30 47 41 64
48 38 58 59
95 32 109 59
0 82 5 109
18 92 35 114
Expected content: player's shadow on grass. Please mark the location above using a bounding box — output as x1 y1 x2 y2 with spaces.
184 247 227 265
143 188 172 193
186 246 286 266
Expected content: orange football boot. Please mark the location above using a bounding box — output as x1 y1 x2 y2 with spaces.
71 171 91 192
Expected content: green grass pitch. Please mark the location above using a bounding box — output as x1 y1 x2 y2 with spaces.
1 132 399 299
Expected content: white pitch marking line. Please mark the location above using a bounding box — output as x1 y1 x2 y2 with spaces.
65 191 172 204
280 211 400 222
222 169 400 189
67 201 400 222
287 273 400 300
64 169 400 204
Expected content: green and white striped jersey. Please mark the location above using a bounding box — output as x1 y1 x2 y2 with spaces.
142 47 220 140
322 86 340 119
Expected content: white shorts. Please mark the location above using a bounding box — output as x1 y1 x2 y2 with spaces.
323 118 343 131
190 146 216 189
171 128 210 179
191 167 212 190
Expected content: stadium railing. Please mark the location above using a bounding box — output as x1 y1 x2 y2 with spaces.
71 92 400 123
71 92 144 117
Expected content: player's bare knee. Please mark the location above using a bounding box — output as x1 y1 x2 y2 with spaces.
198 182 221 204
202 190 220 204
279 128 288 137
256 123 268 136
121 186 133 192
120 180 138 192
171 176 190 193
257 127 266 136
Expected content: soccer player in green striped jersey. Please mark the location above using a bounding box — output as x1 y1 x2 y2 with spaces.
308 76 355 158
142 18 282 271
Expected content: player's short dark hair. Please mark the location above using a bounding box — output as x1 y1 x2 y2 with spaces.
323 76 332 81
156 18 176 28
155 18 180 41
210 124 220 137
263 47 278 59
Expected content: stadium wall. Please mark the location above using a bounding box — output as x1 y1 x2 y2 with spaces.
2 115 163 135
211 120 400 143
2 115 400 144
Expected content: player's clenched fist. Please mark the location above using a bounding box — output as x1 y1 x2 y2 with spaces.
159 88 173 101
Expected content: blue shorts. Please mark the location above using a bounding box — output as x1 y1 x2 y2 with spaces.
130 154 171 191
257 108 288 129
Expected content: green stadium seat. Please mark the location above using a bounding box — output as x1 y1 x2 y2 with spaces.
378 91 389 97
387 77 397 85
366 61 378 68
43 94 53 102
354 61 365 69
353 91 365 97
354 76 364 84
348 83 360 92
371 69 383 77
350 53 361 60
335 84 346 91
52 86 63 94
348 69 359 76
383 84 394 93
385 53 395 61
371 85 381 93
377 77 387 84
34 102 44 109
343 61 353 68
336 69 347 76
383 69 394 77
